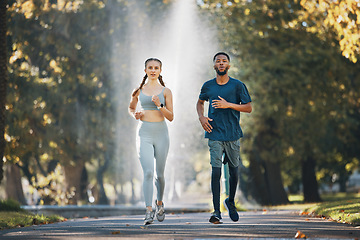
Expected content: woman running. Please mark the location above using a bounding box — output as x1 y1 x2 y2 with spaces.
128 58 174 225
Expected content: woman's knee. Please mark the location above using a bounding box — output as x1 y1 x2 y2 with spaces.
144 170 154 181
156 174 165 183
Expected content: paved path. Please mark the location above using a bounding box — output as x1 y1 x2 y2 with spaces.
1 210 359 239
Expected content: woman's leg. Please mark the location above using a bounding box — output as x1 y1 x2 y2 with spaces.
138 125 155 208
154 123 169 202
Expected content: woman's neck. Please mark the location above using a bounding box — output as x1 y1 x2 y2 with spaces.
146 79 160 87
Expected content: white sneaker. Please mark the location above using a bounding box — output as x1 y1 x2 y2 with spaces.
155 200 165 222
144 209 154 225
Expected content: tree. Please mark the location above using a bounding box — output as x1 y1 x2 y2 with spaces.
6 0 116 204
5 0 176 205
199 0 360 203
299 0 360 63
0 0 8 184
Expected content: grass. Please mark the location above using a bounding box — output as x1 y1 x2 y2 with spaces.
0 211 65 230
304 193 360 226
0 199 66 230
275 193 360 226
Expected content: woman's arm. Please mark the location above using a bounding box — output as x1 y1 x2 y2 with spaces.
159 88 174 122
128 90 143 120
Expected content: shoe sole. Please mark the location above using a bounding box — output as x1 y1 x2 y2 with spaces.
156 213 165 222
209 216 223 224
155 200 165 222
144 220 153 225
224 199 239 222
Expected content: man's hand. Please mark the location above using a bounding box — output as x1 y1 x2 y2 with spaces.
199 115 213 133
212 96 229 109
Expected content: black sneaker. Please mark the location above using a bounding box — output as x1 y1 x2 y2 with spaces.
209 210 222 224
224 198 239 222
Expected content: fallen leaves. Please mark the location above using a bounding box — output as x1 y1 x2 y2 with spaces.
111 230 121 234
299 211 311 215
295 230 307 239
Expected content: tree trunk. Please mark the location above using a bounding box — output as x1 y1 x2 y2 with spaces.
5 164 27 205
302 155 322 202
248 146 271 205
263 161 289 205
96 154 110 205
0 0 9 184
63 158 86 205
338 172 347 193
96 170 109 205
79 166 89 201
248 128 289 205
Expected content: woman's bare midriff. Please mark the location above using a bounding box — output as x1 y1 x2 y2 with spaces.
140 110 165 122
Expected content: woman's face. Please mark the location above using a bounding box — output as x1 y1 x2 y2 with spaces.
145 60 162 80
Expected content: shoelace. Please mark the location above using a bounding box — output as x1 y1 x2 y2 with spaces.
157 205 164 214
145 211 153 219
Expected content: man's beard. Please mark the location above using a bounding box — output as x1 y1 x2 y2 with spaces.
215 66 229 76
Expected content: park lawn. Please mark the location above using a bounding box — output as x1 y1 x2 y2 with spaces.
293 192 360 226
306 197 360 226
269 193 360 226
0 211 65 230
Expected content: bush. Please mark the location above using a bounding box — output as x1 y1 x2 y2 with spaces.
0 199 23 212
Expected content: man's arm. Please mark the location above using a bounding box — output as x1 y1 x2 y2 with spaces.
196 99 213 133
212 96 252 113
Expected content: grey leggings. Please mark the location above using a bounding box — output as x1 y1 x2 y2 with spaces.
137 121 169 207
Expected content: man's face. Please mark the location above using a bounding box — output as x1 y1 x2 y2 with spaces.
214 55 230 76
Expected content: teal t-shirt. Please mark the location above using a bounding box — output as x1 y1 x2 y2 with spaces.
199 77 251 141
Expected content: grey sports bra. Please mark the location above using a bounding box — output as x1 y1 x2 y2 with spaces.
139 88 166 110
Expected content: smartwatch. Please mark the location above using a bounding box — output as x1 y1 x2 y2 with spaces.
157 103 164 109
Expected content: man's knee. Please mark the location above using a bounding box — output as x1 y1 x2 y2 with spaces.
211 167 222 180
229 166 239 178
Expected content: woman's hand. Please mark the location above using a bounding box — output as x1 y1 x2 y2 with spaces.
151 95 161 107
133 111 144 120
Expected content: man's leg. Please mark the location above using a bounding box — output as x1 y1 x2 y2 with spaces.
208 140 224 223
228 166 239 203
211 167 222 212
223 139 240 222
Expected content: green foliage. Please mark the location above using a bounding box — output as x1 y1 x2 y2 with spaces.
0 199 23 212
4 0 360 206
5 0 176 205
199 0 360 203
0 211 65 230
